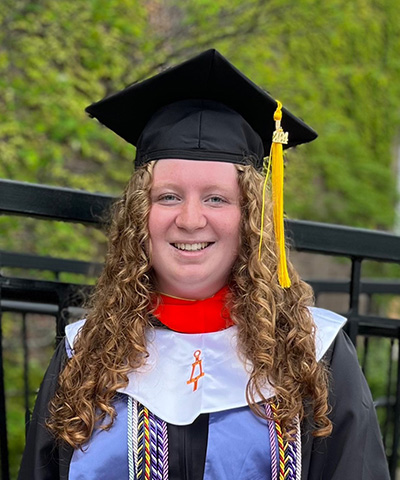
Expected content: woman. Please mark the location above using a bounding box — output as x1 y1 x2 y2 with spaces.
19 49 389 479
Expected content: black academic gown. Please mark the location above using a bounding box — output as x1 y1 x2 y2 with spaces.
18 330 390 480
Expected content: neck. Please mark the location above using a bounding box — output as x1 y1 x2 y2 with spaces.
153 286 233 334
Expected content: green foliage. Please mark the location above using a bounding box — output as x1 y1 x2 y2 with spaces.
3 312 56 478
1 0 399 239
225 0 400 229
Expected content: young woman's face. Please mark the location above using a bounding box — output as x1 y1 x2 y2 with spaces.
149 159 241 299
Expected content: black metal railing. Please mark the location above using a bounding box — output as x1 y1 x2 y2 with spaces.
1 178 399 479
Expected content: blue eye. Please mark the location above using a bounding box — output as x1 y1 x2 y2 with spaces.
159 194 179 202
207 196 225 203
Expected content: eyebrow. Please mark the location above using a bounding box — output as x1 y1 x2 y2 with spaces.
151 183 236 193
151 183 179 191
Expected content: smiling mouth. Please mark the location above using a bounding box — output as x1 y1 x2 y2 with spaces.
172 242 212 251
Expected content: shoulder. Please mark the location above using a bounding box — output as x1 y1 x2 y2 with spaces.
302 314 390 479
308 307 347 361
65 319 86 357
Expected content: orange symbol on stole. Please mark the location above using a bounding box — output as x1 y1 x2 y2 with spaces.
187 349 205 392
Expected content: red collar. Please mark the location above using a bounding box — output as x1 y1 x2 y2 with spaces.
153 286 233 334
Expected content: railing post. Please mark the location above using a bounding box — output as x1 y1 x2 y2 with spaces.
361 336 369 375
389 330 400 478
56 287 70 347
382 338 395 450
22 313 31 437
347 257 362 345
0 300 10 480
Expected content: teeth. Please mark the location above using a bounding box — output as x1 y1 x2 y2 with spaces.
174 242 209 251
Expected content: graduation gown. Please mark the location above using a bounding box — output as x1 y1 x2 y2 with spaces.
18 309 390 480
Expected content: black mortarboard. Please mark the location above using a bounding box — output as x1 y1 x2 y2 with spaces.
85 49 317 169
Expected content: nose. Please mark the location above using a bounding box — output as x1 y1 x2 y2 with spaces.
175 199 207 231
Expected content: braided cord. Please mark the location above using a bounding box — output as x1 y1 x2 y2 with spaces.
143 407 151 480
284 437 296 479
155 415 164 480
133 398 139 474
295 416 302 480
128 399 169 480
162 419 169 479
270 401 300 480
271 402 285 480
265 403 278 480
131 398 299 480
149 410 159 478
283 415 300 480
127 396 135 480
137 403 145 479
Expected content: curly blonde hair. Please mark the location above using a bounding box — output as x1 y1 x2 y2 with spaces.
47 161 331 447
232 164 331 438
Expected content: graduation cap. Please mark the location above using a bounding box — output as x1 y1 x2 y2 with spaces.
85 49 317 169
86 49 318 288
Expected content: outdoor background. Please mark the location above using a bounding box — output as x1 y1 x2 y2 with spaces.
1 0 400 477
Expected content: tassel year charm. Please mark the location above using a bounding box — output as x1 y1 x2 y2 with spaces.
258 100 291 288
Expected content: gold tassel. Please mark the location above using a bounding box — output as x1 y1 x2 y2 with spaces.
258 100 291 288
